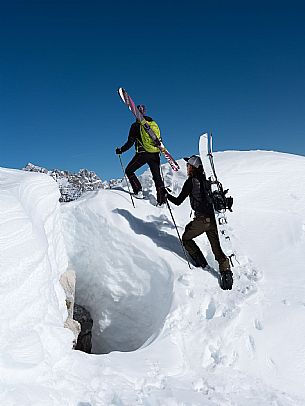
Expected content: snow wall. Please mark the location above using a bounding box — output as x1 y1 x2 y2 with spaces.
0 168 73 375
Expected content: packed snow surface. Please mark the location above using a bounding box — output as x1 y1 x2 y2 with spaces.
1 150 305 405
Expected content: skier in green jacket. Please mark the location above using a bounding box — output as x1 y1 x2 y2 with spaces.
116 104 166 205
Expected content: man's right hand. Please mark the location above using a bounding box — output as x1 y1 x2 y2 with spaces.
115 147 122 155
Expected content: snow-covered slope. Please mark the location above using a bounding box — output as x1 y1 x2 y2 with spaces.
1 150 305 405
214 151 305 397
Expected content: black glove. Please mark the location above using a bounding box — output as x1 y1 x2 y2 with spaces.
219 270 233 290
115 147 122 155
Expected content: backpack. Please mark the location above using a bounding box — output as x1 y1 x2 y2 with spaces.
139 121 161 153
202 177 233 213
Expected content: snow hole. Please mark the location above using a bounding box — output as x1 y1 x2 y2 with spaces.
64 207 174 355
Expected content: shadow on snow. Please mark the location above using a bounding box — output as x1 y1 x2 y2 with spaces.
113 208 219 281
113 208 186 261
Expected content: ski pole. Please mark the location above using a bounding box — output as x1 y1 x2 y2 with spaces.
166 199 191 269
117 153 135 208
159 166 190 268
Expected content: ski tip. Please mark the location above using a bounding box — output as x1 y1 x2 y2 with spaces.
118 87 127 103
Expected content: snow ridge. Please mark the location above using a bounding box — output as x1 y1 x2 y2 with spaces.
0 168 73 400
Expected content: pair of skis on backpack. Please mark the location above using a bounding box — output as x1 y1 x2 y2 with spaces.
118 88 180 172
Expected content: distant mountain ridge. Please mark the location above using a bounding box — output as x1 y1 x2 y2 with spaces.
23 162 122 202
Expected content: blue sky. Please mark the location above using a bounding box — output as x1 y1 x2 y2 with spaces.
1 1 305 180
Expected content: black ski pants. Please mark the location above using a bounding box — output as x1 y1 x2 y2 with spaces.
125 152 164 193
182 215 230 271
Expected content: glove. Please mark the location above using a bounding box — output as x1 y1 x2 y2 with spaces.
115 147 122 155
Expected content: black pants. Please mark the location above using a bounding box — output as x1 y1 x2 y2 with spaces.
125 152 164 193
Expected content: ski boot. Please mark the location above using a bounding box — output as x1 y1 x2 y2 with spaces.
156 186 167 206
133 190 144 199
218 258 233 290
190 250 208 268
219 270 233 290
